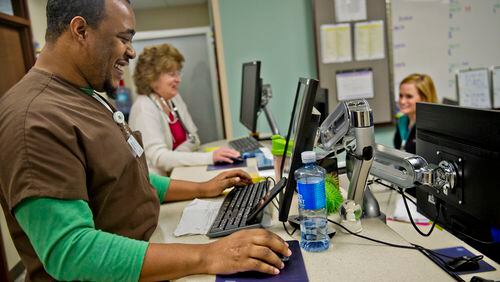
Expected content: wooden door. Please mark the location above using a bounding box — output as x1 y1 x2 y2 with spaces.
0 0 35 97
0 1 35 280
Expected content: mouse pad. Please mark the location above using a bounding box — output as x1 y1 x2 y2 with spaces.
216 240 308 282
207 159 247 171
431 246 496 275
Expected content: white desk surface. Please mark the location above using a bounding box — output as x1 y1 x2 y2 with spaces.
150 141 499 281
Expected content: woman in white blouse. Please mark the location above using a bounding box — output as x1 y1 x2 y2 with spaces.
129 44 239 175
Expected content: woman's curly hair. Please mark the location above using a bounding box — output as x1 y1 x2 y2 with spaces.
133 44 184 95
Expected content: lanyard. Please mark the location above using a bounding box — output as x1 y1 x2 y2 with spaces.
89 90 143 157
149 95 197 143
91 91 126 126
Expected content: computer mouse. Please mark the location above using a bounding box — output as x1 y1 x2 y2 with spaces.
445 256 480 272
230 156 244 163
214 157 244 166
276 251 290 263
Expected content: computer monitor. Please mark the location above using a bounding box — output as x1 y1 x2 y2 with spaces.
278 78 320 222
240 61 262 134
415 103 500 263
314 87 329 124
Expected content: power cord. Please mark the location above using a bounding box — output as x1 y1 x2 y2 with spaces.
283 221 298 236
372 178 417 206
264 176 281 211
369 178 439 237
453 228 497 245
399 187 440 237
327 219 475 282
373 178 496 244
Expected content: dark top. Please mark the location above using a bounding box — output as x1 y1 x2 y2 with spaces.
0 68 160 281
393 115 417 154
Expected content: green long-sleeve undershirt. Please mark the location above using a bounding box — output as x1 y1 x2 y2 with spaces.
14 173 170 281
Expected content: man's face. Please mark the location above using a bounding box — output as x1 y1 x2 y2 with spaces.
83 0 136 95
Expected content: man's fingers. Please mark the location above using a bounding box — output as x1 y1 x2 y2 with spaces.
248 246 284 271
221 176 242 188
223 169 252 181
241 257 280 275
248 229 292 258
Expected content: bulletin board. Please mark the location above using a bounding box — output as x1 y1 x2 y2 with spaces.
312 0 392 124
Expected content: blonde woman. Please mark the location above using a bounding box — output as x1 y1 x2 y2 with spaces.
129 44 239 175
394 73 438 154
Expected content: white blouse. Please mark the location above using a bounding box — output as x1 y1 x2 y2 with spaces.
129 94 213 175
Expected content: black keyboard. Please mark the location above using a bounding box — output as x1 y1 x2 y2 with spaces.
228 136 261 154
207 181 268 238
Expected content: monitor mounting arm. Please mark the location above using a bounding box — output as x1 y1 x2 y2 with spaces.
372 144 458 195
318 99 378 218
317 99 458 222
260 84 280 136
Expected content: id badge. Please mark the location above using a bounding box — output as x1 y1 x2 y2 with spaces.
127 135 144 158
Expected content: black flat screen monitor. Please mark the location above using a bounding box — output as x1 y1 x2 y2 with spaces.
278 78 320 222
415 103 500 263
314 87 329 124
240 61 262 134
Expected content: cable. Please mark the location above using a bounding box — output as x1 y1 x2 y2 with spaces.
373 178 417 206
399 187 440 237
271 200 280 211
417 248 466 282
282 221 297 236
327 219 467 282
328 219 415 250
373 178 497 245
266 176 276 186
453 228 497 245
369 177 439 237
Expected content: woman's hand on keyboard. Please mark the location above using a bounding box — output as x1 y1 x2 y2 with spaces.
199 169 252 198
203 229 291 275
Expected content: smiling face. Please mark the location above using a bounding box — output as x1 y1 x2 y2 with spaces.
398 82 422 117
82 0 136 95
151 70 182 101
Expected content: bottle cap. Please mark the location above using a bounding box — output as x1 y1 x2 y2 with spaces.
301 151 316 164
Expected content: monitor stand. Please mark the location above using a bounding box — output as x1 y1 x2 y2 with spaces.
260 84 280 136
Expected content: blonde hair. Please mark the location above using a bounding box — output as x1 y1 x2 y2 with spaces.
133 44 184 95
400 73 438 103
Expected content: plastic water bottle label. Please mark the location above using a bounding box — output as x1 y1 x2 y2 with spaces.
297 181 326 210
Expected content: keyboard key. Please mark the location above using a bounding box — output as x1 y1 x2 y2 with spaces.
207 180 269 238
229 136 262 154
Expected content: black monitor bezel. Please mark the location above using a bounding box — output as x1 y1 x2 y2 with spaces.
415 102 500 262
278 77 319 222
240 61 262 134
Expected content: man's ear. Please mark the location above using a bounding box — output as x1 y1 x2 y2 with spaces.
69 16 88 42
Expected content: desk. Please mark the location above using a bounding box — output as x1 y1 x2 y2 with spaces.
152 166 484 282
372 182 500 281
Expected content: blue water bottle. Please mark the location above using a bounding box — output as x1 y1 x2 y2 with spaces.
295 151 329 252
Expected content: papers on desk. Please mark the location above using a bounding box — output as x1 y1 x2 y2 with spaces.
388 195 430 225
174 198 222 236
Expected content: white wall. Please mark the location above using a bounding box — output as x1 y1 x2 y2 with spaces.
27 0 48 52
134 3 209 32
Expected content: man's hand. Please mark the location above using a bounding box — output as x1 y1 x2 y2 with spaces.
212 147 240 163
199 170 253 198
203 229 291 275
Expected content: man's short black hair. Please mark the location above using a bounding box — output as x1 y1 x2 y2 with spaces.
45 0 131 43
